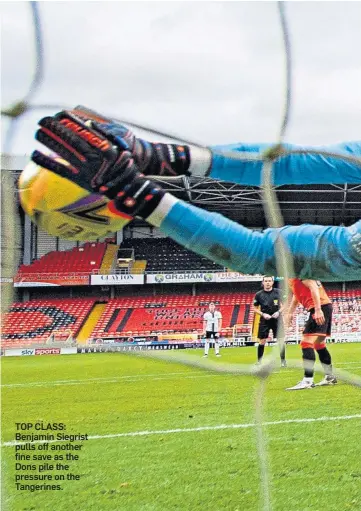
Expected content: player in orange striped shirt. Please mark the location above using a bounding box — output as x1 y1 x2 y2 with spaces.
284 279 337 390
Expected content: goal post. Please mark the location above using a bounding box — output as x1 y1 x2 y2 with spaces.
232 324 253 340
46 329 74 345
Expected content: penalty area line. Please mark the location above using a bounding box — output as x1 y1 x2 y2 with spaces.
3 414 361 447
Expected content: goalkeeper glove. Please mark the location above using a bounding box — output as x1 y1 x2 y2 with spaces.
66 105 193 177
97 123 192 177
69 105 211 178
31 110 166 220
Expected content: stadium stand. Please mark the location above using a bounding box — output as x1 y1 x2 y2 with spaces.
286 291 361 340
1 298 95 347
1 291 360 346
91 293 256 339
119 238 224 272
99 244 119 274
14 237 226 282
16 242 108 276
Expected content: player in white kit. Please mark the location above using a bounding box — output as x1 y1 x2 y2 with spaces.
203 302 223 357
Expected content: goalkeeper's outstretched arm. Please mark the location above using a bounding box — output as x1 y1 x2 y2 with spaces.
67 109 361 186
29 109 361 283
207 141 361 186
166 140 361 185
147 194 361 282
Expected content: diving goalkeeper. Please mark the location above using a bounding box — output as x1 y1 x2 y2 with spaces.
29 109 361 282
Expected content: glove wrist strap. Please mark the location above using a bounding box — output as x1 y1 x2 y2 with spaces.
138 140 191 177
111 175 165 220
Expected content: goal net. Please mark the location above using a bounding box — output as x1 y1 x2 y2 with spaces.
46 329 74 345
2 3 361 511
233 323 254 341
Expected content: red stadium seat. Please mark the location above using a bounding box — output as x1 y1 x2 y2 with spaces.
1 298 95 348
4 291 360 346
90 293 256 339
16 243 108 280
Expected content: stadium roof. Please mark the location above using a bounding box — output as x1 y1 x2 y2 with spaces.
3 156 360 229
153 176 361 228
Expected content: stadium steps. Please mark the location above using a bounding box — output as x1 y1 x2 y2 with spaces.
104 309 128 333
235 305 247 325
243 304 251 325
230 305 240 327
99 244 118 274
76 303 107 343
132 260 147 273
117 309 134 332
105 309 121 332
252 307 261 338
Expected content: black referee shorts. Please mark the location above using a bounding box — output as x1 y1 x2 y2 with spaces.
258 318 279 340
303 303 333 337
205 331 219 340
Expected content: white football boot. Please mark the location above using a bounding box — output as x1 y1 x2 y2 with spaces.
286 378 315 390
315 375 337 386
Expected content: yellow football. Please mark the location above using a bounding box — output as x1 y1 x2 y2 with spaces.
18 159 131 241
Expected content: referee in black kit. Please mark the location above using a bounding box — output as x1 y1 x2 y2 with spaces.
253 276 286 367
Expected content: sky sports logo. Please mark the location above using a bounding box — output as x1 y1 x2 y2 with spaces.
34 348 61 356
21 349 34 356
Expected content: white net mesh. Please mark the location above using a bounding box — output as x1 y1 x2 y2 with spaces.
1 2 361 509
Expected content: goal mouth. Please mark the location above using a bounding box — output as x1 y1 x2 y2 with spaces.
46 330 74 344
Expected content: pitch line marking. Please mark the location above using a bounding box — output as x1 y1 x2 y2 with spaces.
2 362 360 389
337 362 361 365
0 371 220 389
3 414 361 447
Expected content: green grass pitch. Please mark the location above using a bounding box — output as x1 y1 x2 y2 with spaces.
1 343 361 511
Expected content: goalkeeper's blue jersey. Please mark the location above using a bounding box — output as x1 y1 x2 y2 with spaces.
209 141 361 185
159 201 361 282
156 140 361 280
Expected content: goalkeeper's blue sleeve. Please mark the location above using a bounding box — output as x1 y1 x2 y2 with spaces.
208 141 361 185
155 198 361 282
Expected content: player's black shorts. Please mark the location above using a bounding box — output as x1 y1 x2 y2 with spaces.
303 303 333 337
258 318 279 340
205 331 219 340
